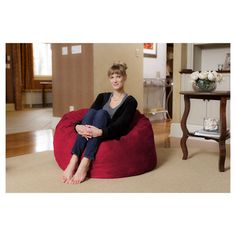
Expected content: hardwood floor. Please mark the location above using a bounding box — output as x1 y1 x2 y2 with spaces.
6 121 172 158
6 118 226 158
152 121 171 148
6 129 54 158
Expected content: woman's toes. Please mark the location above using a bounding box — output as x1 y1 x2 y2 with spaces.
62 176 68 183
66 177 72 184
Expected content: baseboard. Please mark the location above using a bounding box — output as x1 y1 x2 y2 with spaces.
24 104 52 108
6 103 15 111
22 91 52 106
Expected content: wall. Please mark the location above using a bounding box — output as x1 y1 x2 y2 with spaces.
93 43 143 111
201 47 230 71
52 43 94 117
22 91 52 106
143 43 167 79
52 43 144 118
187 43 230 71
172 43 187 123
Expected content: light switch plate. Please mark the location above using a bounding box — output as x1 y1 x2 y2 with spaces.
71 45 82 54
62 46 68 55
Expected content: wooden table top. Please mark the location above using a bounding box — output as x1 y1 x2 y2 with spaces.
180 91 230 97
39 81 52 85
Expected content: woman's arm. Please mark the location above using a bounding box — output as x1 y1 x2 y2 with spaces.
84 125 103 138
101 97 137 140
90 93 106 110
75 124 93 140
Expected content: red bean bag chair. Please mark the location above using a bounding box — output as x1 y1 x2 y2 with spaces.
53 109 157 178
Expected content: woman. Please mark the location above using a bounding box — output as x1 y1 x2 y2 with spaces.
62 62 138 184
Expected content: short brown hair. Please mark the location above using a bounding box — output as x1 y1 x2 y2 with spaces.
108 62 128 77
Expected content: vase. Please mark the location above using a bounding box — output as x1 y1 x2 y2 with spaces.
192 79 216 92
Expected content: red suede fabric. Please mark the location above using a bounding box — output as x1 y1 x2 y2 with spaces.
53 109 157 178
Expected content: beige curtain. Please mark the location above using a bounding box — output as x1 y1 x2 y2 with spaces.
10 44 22 110
20 43 34 90
6 43 34 110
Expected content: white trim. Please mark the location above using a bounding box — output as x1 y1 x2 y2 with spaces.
22 91 52 105
187 43 194 69
170 123 182 137
51 116 61 130
6 103 15 111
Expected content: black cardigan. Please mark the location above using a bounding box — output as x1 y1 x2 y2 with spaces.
76 92 138 140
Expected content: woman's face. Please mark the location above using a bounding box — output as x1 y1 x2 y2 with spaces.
109 73 126 91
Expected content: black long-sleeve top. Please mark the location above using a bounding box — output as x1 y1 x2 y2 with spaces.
76 92 138 140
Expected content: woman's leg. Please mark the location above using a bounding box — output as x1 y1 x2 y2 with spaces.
71 109 97 158
61 154 79 183
70 110 110 184
62 109 97 183
84 109 110 160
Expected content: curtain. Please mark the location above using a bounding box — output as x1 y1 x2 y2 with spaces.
10 44 22 110
20 43 34 90
7 43 34 110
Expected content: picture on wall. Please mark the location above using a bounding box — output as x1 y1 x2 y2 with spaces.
143 43 157 58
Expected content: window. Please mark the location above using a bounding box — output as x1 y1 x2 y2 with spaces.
33 43 52 79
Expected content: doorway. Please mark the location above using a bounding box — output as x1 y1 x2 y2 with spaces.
6 43 53 132
166 43 173 118
6 43 54 158
6 43 53 111
143 43 173 121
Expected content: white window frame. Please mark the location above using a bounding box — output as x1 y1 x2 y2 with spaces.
33 43 52 80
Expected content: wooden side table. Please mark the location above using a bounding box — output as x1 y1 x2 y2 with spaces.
40 81 52 107
180 91 230 172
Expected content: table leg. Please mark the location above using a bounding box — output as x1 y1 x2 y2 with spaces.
180 96 190 160
42 85 45 107
219 97 227 172
219 140 226 172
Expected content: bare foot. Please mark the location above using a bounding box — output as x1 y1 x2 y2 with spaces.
69 157 91 184
62 154 79 183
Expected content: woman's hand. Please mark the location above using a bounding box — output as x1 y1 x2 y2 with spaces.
85 125 103 138
75 125 92 140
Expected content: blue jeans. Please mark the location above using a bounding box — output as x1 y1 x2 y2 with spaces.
71 109 111 160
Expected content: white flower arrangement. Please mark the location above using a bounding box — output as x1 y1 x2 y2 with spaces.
191 71 223 83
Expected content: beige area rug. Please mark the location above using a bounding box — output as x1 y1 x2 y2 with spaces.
6 148 230 193
6 108 53 134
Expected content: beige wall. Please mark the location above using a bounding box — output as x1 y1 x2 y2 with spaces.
93 43 143 111
52 43 94 117
52 43 144 117
172 43 187 123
